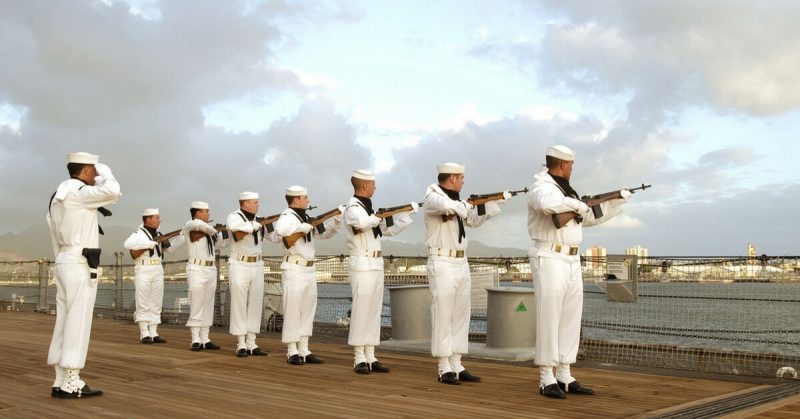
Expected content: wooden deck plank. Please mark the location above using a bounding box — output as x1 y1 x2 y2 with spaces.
0 311 784 418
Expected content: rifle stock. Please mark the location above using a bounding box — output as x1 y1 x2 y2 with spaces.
551 183 651 228
282 207 343 249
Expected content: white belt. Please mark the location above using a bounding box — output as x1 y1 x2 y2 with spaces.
189 258 214 267
428 247 465 258
235 254 261 263
351 249 382 258
284 255 314 267
542 242 580 256
58 245 83 255
136 258 162 265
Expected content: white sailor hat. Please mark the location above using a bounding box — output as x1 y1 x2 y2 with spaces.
352 169 375 180
67 152 99 165
436 162 465 174
546 145 575 161
142 208 159 216
239 191 259 200
191 201 209 210
285 185 307 196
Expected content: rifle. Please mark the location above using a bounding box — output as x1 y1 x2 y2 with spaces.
552 183 651 229
282 206 342 249
351 202 423 233
376 202 423 218
442 188 528 220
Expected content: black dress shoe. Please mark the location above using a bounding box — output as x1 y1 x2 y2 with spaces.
458 370 481 382
140 336 153 344
190 342 202 351
203 341 221 350
52 385 103 399
236 348 249 357
539 383 566 399
249 347 268 356
354 362 370 374
369 361 390 373
287 354 304 365
558 380 594 395
152 336 167 343
51 387 59 397
303 354 324 364
438 372 460 385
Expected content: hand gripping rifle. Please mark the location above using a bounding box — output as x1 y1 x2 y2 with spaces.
441 188 528 221
282 206 342 249
552 183 651 229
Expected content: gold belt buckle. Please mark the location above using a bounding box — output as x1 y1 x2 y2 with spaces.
568 247 579 256
454 250 464 258
553 243 562 253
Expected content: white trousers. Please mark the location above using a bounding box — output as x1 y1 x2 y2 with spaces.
133 265 164 324
348 270 383 346
228 260 265 336
427 257 471 358
530 256 583 367
281 268 317 344
186 264 217 328
48 259 98 369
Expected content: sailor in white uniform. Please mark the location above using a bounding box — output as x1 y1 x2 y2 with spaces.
527 145 630 399
47 151 121 398
226 191 278 357
124 208 185 344
182 201 228 351
274 185 342 365
343 169 417 374
424 162 507 385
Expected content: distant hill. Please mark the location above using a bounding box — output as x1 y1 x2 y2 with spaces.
0 222 527 263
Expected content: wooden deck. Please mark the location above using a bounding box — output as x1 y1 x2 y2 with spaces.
0 311 797 418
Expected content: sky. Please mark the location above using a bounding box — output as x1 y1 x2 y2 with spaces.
1 0 799 257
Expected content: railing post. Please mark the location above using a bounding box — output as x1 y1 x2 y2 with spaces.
37 258 49 312
114 251 124 319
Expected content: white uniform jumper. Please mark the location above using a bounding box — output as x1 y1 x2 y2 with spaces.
424 184 500 377
46 170 121 393
274 208 341 359
343 196 413 365
226 209 278 352
182 219 228 346
527 167 624 386
124 226 185 340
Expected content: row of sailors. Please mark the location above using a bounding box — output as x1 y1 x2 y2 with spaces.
49 146 629 399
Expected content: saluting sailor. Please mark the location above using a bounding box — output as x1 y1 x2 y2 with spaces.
527 145 631 399
47 151 121 399
124 208 185 344
274 185 343 365
343 169 417 374
182 201 228 351
423 162 507 385
226 191 277 357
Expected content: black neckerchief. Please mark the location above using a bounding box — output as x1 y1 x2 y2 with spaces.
354 195 382 238
354 195 374 214
440 186 460 201
142 226 162 257
439 185 466 243
240 209 261 245
550 174 579 199
241 209 256 221
195 217 214 256
291 207 312 242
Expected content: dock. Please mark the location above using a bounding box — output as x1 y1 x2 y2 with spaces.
1 311 798 418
